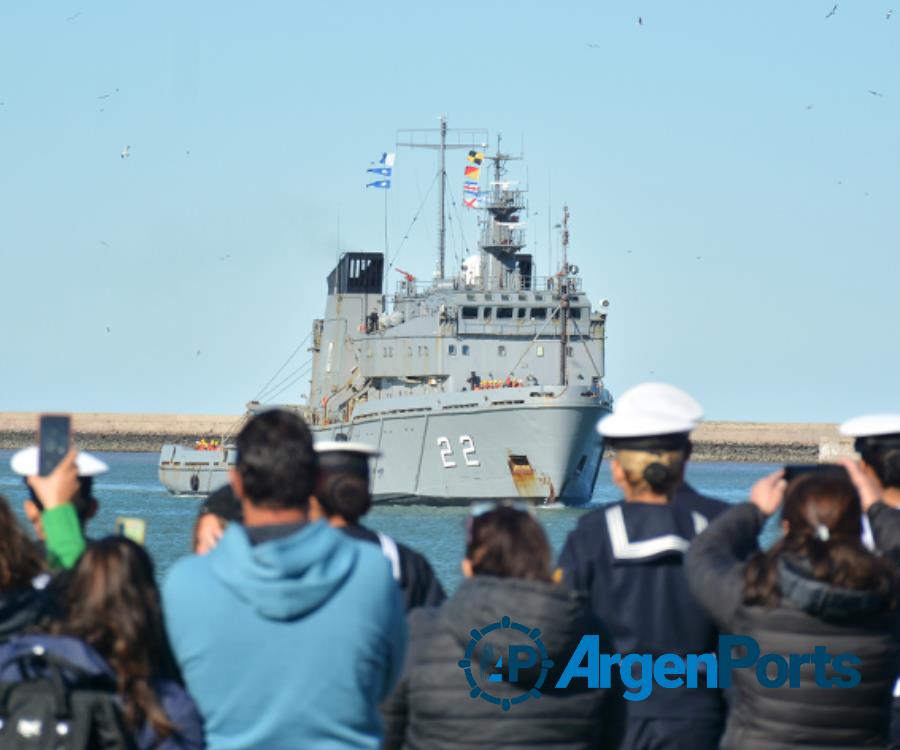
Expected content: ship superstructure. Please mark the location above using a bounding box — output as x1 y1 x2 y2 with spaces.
159 119 612 503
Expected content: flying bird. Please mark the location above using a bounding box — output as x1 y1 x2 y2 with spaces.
825 4 838 17
66 11 82 21
99 240 109 247
586 43 601 49
868 89 884 97
97 94 110 100
637 16 644 26
106 327 111 333
196 350 201 357
887 9 893 19
120 145 130 158
805 104 814 110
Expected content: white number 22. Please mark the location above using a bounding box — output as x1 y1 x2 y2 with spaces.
437 435 480 468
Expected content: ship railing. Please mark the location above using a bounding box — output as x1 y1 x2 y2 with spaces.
395 275 583 296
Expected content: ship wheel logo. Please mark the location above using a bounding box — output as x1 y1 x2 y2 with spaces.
458 615 554 711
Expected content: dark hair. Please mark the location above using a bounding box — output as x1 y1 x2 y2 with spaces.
55 537 180 739
235 409 317 509
0 494 45 590
27 477 96 524
744 470 898 607
859 443 900 490
465 507 552 582
315 472 371 523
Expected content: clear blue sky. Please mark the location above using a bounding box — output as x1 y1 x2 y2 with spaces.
1 1 897 421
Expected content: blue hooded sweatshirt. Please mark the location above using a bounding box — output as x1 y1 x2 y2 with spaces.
162 520 406 750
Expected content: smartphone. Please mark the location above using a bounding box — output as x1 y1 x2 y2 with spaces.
39 414 71 476
116 516 147 545
783 464 849 482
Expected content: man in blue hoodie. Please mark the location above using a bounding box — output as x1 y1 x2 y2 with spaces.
163 409 407 750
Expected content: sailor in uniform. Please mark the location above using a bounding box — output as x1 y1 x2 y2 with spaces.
311 441 446 612
557 383 726 750
839 413 900 743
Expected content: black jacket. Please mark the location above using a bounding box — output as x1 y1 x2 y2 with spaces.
686 501 900 750
557 493 729 723
0 583 50 643
341 524 446 611
382 576 606 750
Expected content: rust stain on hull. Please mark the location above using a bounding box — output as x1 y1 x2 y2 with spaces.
507 454 556 502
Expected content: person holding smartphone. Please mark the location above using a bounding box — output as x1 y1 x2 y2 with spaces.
686 463 900 749
10 445 107 569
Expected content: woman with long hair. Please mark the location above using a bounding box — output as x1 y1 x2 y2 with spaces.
0 494 49 642
382 503 605 750
54 537 202 748
687 463 900 749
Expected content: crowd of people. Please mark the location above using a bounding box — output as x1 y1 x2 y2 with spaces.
1 384 900 750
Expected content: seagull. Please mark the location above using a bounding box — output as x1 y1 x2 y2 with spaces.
586 43 601 49
66 11 82 21
825 4 838 18
219 254 231 261
185 150 191 156
120 145 130 158
868 89 884 97
887 9 893 19
106 327 111 333
97 94 110 99
805 104 814 110
196 350 201 357
99 240 109 247
637 16 644 26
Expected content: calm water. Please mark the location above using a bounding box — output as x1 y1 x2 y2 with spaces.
0 450 781 592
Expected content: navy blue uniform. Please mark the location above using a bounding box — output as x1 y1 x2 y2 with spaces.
558 485 729 750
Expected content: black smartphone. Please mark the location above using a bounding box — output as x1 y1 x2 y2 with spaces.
39 414 71 476
783 464 849 482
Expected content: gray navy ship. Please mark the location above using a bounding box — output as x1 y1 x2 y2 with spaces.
159 119 613 504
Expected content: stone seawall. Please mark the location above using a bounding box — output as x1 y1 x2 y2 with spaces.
0 413 847 462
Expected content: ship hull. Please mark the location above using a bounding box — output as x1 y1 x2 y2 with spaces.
158 388 610 506
316 386 610 505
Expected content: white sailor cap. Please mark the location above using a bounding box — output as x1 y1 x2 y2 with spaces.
314 441 381 457
839 414 900 439
613 382 704 424
314 441 381 478
598 382 698 441
10 446 109 477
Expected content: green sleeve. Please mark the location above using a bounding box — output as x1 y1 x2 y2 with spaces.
42 504 87 569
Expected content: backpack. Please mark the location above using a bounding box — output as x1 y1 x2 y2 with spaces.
0 643 137 749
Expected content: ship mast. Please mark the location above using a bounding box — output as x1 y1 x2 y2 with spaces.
397 117 488 281
559 205 570 386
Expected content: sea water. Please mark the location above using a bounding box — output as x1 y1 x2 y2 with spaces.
0 450 781 592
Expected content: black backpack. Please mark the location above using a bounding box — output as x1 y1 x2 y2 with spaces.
0 644 137 749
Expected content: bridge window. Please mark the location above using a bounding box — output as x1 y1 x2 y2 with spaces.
536 345 545 357
531 308 547 320
498 345 507 356
570 307 582 319
462 306 478 319
448 344 456 355
517 308 526 319
483 307 493 320
497 307 513 319
462 345 470 355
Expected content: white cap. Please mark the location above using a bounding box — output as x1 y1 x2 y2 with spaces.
598 382 699 439
614 382 704 424
10 446 109 477
839 414 900 438
314 441 381 457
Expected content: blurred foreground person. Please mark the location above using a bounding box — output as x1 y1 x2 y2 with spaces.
686 464 900 749
558 383 727 750
0 495 49 642
11 446 107 569
0 537 203 749
163 410 406 750
311 441 445 611
382 503 605 750
191 484 243 554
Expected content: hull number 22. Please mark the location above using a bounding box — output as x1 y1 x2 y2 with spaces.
437 435 481 468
